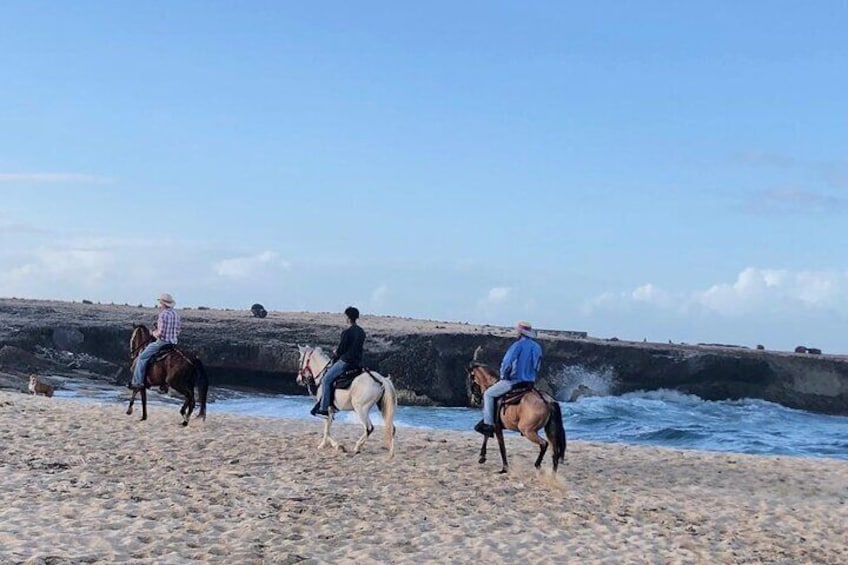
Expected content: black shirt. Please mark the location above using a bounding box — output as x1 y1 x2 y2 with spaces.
335 323 366 366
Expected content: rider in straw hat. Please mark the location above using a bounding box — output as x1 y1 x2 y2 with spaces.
474 321 543 437
129 293 182 390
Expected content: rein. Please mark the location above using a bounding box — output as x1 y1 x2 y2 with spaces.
298 349 330 397
130 331 153 359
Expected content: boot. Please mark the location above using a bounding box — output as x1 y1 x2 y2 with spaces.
474 419 494 437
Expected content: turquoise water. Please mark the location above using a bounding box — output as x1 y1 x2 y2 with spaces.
57 384 848 460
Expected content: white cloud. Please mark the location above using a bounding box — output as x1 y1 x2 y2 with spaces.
213 251 290 279
586 267 848 317
2 248 114 288
748 188 844 214
485 287 511 304
476 286 512 319
0 173 114 184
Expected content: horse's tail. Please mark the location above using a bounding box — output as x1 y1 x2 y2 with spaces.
194 359 209 421
375 373 397 458
545 400 567 471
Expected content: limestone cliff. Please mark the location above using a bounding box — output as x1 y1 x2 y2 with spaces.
1 299 846 415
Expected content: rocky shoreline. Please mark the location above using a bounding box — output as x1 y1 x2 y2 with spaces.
1 298 847 415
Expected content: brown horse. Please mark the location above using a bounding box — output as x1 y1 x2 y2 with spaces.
467 347 566 473
127 324 209 425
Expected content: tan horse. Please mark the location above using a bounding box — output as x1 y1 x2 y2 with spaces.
127 324 209 425
467 347 566 473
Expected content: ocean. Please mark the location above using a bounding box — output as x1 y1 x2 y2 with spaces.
55 381 848 461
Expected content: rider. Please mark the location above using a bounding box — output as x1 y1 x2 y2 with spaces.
474 321 542 437
130 293 182 390
311 306 366 417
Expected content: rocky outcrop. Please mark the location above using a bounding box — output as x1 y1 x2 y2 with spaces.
1 298 847 415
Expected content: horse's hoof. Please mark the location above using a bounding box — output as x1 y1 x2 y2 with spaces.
337 445 347 453
126 408 133 415
499 468 509 474
181 421 188 427
478 457 486 464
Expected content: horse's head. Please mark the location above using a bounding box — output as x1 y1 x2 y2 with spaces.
296 345 314 386
467 346 497 405
130 324 153 360
467 363 496 406
297 345 332 397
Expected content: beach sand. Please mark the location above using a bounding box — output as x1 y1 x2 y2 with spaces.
1 391 846 564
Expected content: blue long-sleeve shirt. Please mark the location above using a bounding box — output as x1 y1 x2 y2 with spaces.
499 336 543 382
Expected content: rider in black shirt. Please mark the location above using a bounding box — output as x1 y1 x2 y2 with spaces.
312 306 366 417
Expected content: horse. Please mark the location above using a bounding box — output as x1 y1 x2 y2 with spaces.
127 324 209 425
467 346 566 474
296 345 397 457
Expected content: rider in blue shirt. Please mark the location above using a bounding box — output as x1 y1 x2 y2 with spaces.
475 321 543 437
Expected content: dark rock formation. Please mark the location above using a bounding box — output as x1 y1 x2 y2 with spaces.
1 299 847 415
795 346 808 354
251 304 268 319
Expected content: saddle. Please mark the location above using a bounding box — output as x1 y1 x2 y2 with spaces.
497 381 537 411
328 367 383 409
332 366 364 391
150 344 177 364
144 344 179 393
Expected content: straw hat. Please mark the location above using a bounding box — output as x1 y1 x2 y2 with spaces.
157 293 176 307
516 321 537 338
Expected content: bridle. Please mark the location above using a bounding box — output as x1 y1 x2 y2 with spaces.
467 364 494 404
129 327 152 360
297 348 329 397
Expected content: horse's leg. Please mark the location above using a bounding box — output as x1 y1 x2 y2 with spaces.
478 436 488 464
495 429 509 474
317 414 329 449
126 389 137 415
352 401 374 455
522 427 548 469
170 381 192 426
317 412 344 451
140 387 148 421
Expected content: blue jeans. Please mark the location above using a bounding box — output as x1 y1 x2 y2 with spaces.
319 360 349 411
132 340 170 387
483 380 516 426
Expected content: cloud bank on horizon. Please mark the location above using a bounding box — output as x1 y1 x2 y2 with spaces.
1 223 845 353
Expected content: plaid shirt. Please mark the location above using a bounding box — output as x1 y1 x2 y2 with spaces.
157 308 181 344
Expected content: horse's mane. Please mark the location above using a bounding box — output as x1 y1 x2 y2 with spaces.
308 346 330 361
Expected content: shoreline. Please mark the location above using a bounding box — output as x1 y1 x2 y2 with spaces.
26 384 848 462
2 391 846 563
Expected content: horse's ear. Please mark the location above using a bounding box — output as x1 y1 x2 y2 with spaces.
473 345 483 362
297 345 305 354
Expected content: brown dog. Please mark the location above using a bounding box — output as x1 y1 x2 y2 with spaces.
28 374 54 397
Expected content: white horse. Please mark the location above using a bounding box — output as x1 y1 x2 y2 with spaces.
296 345 397 457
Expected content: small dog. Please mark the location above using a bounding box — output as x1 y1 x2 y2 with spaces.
28 374 54 397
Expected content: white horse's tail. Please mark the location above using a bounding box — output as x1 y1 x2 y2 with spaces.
374 373 397 458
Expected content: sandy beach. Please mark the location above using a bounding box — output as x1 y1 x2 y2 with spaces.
1 391 846 564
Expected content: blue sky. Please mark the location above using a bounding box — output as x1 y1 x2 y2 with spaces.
1 2 846 352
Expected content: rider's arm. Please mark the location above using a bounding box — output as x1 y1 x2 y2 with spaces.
499 342 519 381
333 328 350 361
152 311 165 338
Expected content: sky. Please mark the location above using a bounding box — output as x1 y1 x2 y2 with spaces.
1 2 846 352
